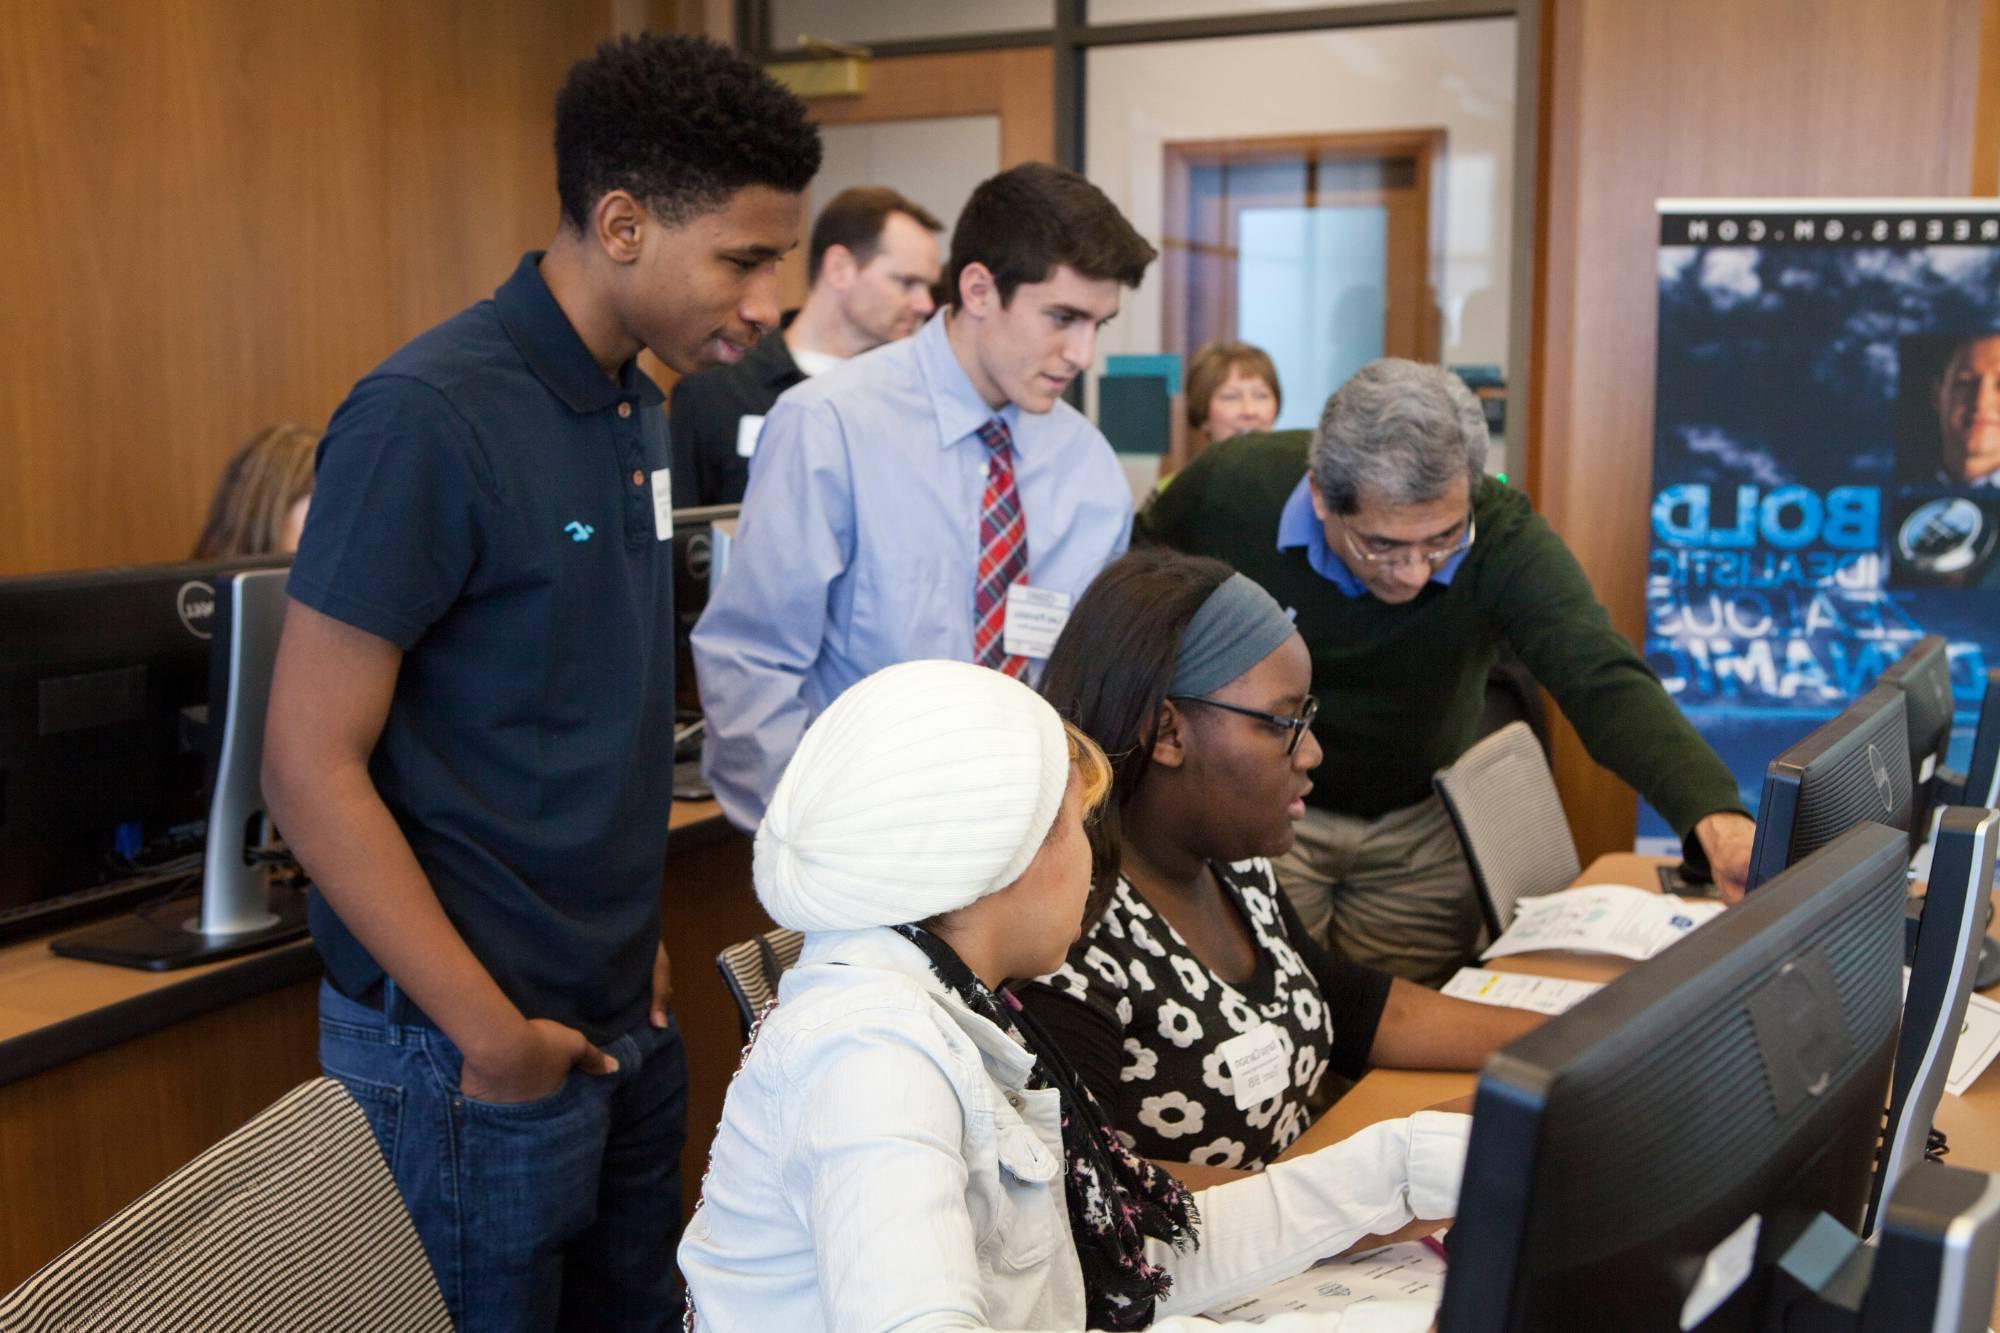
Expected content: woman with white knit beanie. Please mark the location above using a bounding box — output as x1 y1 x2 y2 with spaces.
678 659 1468 1332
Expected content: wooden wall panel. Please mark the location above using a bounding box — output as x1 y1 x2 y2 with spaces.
1529 0 1987 863
0 0 616 577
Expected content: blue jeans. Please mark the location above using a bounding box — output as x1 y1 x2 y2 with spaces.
319 980 688 1331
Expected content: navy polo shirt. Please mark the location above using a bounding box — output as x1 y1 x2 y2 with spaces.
290 252 676 1044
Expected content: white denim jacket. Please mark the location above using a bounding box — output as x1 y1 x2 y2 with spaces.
678 928 1469 1333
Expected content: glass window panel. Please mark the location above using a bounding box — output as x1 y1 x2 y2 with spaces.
1085 19 1517 473
1238 207 1389 431
769 0 1050 47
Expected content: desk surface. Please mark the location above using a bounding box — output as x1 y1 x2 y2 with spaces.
0 798 730 1083
1283 849 2000 1316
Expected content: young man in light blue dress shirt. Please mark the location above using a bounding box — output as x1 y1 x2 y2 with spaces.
692 163 1157 830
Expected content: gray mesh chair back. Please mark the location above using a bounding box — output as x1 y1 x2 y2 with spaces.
717 926 805 1038
1434 721 1582 939
0 1077 449 1332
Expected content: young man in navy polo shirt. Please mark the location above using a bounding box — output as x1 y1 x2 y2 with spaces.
262 36 818 1331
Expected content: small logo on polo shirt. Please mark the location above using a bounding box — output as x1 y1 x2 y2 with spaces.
564 521 595 543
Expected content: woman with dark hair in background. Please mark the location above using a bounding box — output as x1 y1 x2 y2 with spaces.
1020 548 1538 1185
191 423 319 558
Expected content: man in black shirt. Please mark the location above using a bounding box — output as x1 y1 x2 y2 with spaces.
668 186 942 504
263 35 819 1331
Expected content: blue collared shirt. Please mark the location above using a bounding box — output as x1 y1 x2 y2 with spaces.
1274 475 1469 597
692 313 1133 829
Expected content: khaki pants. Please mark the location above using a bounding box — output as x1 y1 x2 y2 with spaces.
1272 794 1482 987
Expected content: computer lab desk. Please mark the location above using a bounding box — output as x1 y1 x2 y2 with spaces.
1280 852 2000 1316
0 798 765 1291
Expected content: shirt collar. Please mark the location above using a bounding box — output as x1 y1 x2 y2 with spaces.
493 251 664 415
1276 474 1471 598
793 926 1040 1087
913 311 1022 452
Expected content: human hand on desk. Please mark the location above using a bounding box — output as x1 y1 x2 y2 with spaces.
1695 811 1757 904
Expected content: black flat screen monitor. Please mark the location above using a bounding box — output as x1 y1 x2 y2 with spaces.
1745 683 1912 892
671 503 737 720
1439 822 1910 1332
1962 669 2000 810
1875 634 1954 844
0 558 283 930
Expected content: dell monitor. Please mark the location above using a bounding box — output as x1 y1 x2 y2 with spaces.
1948 668 2000 810
1744 683 1912 892
671 503 737 719
52 567 306 969
1876 635 1955 846
0 557 283 942
1439 822 1956 1331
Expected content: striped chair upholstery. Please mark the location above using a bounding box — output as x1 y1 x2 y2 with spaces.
0 1077 448 1332
716 927 805 1039
1434 720 1583 941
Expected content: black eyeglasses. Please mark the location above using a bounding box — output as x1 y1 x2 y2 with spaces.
1167 694 1319 756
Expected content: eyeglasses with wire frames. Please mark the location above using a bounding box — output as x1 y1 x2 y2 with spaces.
1336 512 1476 570
1166 693 1320 756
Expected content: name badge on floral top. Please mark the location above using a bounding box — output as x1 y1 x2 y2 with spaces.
1217 1021 1290 1110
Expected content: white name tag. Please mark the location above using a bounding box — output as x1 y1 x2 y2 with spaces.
1002 584 1072 660
735 414 765 459
1217 1021 1290 1111
650 468 674 542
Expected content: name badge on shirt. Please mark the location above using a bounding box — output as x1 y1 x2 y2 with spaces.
651 468 674 542
1002 585 1072 660
1217 1021 1291 1111
736 414 765 459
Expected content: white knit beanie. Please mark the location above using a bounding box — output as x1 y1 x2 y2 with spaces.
754 659 1071 933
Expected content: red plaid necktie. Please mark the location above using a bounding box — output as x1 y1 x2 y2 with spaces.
973 418 1030 678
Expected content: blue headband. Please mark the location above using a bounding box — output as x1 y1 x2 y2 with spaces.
1168 573 1297 697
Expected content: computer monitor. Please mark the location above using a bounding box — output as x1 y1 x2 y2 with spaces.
1947 669 2000 810
51 567 307 969
1870 806 1999 1237
1875 635 1954 845
0 557 283 940
1744 683 1912 892
671 503 738 720
1439 822 1965 1331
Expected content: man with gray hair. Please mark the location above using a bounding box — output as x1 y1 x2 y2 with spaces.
1142 357 1754 984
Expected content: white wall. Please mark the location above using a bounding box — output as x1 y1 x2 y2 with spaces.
814 115 1001 241
1086 18 1518 407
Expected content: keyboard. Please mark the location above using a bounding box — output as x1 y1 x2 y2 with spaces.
0 865 203 947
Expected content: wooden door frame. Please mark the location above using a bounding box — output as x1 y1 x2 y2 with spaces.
1160 127 1445 368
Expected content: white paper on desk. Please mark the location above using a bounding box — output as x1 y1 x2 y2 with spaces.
1200 1241 1444 1327
1443 967 1605 1015
1948 989 2000 1097
1897 968 2000 1098
1481 885 1724 963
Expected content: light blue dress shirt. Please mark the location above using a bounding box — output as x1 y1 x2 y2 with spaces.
1274 476 1469 597
691 313 1134 829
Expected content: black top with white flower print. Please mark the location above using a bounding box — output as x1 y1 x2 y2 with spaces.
1018 859 1393 1170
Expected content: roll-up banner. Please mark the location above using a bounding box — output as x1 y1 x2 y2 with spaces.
1639 200 2000 853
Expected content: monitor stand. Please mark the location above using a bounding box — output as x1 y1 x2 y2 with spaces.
51 879 307 971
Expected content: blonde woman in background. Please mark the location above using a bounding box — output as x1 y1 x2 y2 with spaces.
191 423 319 558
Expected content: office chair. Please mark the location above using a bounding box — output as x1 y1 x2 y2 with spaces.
0 1077 448 1332
717 926 805 1039
1434 721 1582 940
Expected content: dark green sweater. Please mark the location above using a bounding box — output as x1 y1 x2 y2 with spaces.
1141 431 1744 842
